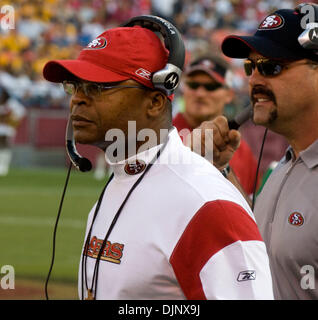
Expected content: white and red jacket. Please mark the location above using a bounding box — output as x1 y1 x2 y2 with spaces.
79 128 273 300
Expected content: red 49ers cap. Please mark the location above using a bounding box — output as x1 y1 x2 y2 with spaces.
222 9 318 62
43 26 171 93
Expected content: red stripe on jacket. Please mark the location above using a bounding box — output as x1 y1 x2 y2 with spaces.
169 200 263 300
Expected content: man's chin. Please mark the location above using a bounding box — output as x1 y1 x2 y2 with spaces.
74 133 100 145
252 106 278 126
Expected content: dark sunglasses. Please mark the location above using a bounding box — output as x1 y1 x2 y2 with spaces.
186 81 223 91
244 58 314 77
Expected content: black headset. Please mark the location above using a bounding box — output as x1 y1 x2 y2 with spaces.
296 3 318 50
66 15 185 173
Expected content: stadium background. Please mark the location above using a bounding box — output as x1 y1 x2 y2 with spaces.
0 0 302 299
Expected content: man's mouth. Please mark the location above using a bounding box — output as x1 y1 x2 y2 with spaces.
251 86 276 106
71 115 94 126
194 99 208 106
253 95 272 104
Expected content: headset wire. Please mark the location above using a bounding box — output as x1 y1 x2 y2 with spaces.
44 162 73 300
251 127 268 211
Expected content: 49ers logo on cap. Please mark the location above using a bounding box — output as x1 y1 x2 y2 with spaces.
84 37 107 50
258 14 284 30
124 160 146 175
288 212 304 227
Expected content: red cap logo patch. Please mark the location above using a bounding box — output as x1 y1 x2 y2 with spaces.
288 212 304 227
124 160 146 175
135 68 152 81
258 14 284 30
84 37 107 50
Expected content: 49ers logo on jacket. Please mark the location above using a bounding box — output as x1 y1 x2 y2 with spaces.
258 14 284 30
124 160 146 175
84 236 124 264
84 37 107 50
288 212 304 227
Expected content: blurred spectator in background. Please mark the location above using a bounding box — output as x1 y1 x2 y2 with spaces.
0 0 299 172
0 0 300 111
173 55 258 195
0 85 25 175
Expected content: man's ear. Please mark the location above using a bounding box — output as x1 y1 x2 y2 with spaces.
146 90 168 118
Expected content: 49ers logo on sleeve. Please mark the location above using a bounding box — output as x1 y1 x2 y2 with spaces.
84 236 124 264
124 160 146 175
84 37 108 50
288 212 304 227
258 14 284 30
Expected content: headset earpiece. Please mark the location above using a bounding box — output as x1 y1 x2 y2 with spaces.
296 3 318 50
122 15 185 96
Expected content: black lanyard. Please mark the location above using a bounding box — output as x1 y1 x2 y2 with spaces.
81 138 169 300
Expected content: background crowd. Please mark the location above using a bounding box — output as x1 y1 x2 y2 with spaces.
0 0 301 110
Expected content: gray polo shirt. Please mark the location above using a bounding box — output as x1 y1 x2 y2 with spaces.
254 139 318 300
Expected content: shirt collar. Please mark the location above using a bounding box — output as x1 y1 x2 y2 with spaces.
299 139 318 169
105 127 180 180
284 139 318 169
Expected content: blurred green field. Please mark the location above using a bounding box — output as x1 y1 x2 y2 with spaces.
0 167 107 299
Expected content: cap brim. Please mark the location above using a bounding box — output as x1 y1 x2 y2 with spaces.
43 59 130 83
185 66 225 84
43 59 175 101
221 35 300 60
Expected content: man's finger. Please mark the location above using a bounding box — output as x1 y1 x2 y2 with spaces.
212 116 230 143
228 130 241 151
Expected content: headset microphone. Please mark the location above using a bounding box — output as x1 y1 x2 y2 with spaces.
66 117 92 172
228 104 262 211
228 104 253 130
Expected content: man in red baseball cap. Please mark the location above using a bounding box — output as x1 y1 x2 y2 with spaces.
43 22 273 301
43 26 172 150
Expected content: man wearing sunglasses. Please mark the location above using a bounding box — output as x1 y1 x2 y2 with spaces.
173 56 258 195
205 6 318 299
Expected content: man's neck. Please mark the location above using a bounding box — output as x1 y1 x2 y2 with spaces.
133 126 171 157
106 125 172 162
273 118 318 158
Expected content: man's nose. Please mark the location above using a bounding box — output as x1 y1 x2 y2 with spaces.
194 85 208 96
248 66 267 89
70 87 90 110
